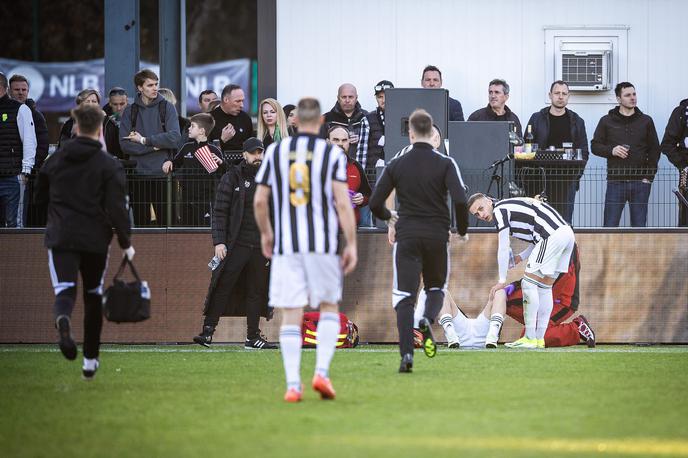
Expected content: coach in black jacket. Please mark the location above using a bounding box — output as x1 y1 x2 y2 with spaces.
193 137 275 349
370 109 469 372
35 104 132 379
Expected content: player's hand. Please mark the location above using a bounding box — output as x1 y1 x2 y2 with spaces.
124 246 135 261
456 233 469 243
215 243 228 261
388 210 399 226
351 192 364 206
612 145 629 159
387 225 396 245
514 255 523 265
162 161 173 174
221 123 236 142
260 232 274 259
20 173 29 185
341 244 358 275
489 282 506 301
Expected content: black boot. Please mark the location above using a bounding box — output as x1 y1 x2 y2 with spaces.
193 325 215 348
399 353 413 373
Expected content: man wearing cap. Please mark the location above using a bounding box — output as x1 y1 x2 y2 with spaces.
355 80 393 227
193 137 276 349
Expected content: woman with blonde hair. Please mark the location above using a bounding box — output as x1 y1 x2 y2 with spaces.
58 89 106 150
257 98 288 148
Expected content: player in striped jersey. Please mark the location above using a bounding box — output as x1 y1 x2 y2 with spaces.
254 97 358 402
468 193 575 349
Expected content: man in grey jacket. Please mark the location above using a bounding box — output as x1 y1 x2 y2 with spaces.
120 69 181 226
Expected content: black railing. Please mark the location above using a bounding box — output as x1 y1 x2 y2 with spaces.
10 164 688 229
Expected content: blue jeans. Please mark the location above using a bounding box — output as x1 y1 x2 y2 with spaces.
0 175 20 227
358 205 373 228
603 180 652 227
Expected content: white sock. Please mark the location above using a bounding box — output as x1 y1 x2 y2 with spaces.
279 325 302 390
439 314 458 343
521 278 540 339
486 313 504 343
315 312 340 378
535 285 554 340
83 358 98 371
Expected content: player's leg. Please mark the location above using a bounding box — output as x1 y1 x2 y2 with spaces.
305 253 343 399
418 239 450 357
393 240 422 369
270 255 308 402
437 290 460 348
484 289 506 348
48 249 80 360
79 251 108 379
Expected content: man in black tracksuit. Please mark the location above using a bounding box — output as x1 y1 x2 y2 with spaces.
193 137 276 349
369 109 469 373
660 98 688 226
35 104 132 380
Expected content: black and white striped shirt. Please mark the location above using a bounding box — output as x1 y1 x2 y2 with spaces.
255 133 348 255
493 197 568 244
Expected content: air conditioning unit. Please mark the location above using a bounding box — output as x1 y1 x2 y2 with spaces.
556 41 613 91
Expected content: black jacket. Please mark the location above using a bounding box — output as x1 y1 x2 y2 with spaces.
25 99 49 170
203 160 269 318
370 142 469 241
591 107 661 181
468 104 522 138
322 101 367 157
449 96 465 122
35 137 131 253
0 94 24 176
526 107 589 160
661 98 688 170
208 107 253 152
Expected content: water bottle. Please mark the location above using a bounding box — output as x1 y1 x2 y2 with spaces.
140 281 151 300
208 255 221 271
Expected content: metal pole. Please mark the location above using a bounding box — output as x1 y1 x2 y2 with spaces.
158 0 186 117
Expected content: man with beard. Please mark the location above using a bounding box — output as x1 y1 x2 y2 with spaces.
193 137 276 349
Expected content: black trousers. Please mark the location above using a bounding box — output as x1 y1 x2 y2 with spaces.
48 249 108 359
393 237 449 356
129 176 168 227
204 244 268 339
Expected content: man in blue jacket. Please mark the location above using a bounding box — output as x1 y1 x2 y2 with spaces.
525 80 589 223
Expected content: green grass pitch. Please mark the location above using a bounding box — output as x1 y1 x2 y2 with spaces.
1 344 687 458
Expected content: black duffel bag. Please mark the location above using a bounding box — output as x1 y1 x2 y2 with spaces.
103 257 151 323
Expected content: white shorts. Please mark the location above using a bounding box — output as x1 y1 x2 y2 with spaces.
269 253 342 308
452 312 490 349
525 225 575 278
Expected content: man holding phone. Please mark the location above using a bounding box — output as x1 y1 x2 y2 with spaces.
591 82 661 227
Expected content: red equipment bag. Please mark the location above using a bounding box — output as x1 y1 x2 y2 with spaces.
301 312 360 348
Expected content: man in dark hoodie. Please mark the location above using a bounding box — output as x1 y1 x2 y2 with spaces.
468 79 522 138
660 98 688 226
9 74 49 227
321 83 367 158
120 69 182 227
35 103 133 380
592 82 660 227
525 80 589 223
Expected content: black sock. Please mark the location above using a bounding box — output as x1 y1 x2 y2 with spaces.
423 289 444 324
395 298 415 357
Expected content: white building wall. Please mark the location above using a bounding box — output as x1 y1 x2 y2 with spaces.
276 0 688 226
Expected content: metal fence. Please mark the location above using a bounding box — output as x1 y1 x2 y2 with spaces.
13 162 688 229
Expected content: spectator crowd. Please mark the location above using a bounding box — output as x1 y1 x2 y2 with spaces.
1 65 686 228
